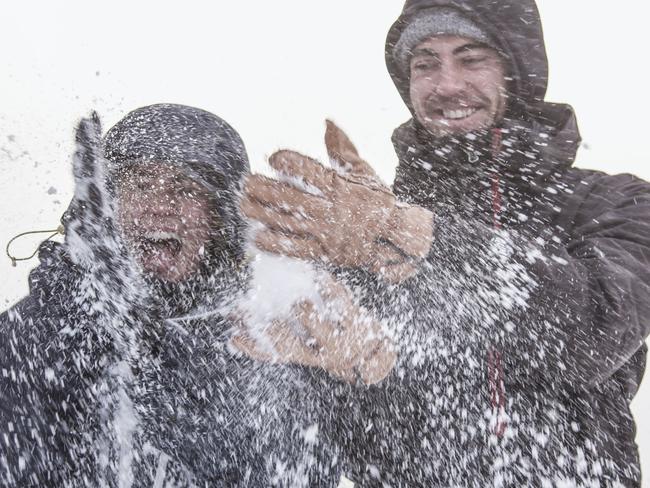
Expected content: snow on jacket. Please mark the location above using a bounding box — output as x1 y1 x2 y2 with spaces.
0 106 341 487
337 1 650 486
0 242 340 487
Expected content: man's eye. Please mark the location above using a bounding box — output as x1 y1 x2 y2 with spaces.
123 181 150 192
412 61 436 72
179 186 208 200
462 56 487 67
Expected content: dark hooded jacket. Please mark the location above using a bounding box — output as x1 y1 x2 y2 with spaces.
341 1 650 487
0 105 340 487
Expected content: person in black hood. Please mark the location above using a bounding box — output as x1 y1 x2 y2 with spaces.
240 1 650 487
0 104 344 487
102 104 249 317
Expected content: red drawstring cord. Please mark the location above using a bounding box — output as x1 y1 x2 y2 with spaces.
488 350 507 437
490 127 503 231
488 128 507 437
491 175 502 230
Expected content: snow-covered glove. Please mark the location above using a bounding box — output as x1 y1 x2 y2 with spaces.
231 273 397 385
241 121 434 283
63 112 148 352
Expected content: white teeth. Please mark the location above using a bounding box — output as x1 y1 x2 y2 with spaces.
442 108 478 120
143 231 181 242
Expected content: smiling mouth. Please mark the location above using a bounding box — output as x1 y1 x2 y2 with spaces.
433 107 481 121
138 231 183 257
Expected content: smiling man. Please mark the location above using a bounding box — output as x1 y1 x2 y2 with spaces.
395 7 510 137
407 36 507 136
241 0 650 486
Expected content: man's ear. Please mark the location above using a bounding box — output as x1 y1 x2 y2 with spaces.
324 120 378 179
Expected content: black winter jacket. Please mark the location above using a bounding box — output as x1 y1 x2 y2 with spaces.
0 106 342 487
342 1 650 486
345 110 649 488
0 242 340 487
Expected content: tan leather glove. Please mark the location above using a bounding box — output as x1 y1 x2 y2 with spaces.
231 273 397 385
242 121 434 283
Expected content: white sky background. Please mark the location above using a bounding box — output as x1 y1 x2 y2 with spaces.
1 1 649 483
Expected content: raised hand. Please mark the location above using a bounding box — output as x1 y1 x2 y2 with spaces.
64 112 147 349
241 121 434 283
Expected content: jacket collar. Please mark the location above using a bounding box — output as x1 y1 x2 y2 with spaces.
392 102 581 193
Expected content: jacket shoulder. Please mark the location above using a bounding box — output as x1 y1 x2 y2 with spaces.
563 168 650 224
0 293 43 340
568 167 650 194
0 243 77 340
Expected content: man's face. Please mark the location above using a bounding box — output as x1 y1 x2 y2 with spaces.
117 162 214 283
409 36 508 137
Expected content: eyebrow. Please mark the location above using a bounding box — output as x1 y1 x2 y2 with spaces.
453 43 492 55
411 43 492 59
121 169 159 181
411 47 439 59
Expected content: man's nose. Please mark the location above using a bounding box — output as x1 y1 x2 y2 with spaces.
141 184 178 214
434 62 465 98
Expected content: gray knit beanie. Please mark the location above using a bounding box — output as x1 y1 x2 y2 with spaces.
394 7 498 76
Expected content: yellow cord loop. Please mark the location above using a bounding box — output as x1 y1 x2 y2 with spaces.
6 225 65 267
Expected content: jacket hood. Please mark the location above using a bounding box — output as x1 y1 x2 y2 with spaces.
386 0 549 113
59 106 251 314
102 103 251 254
102 105 251 307
103 103 250 194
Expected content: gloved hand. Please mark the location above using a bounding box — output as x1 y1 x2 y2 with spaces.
241 121 434 283
231 272 397 385
64 112 150 350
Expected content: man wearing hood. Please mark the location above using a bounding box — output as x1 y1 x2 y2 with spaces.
0 104 354 487
241 1 650 486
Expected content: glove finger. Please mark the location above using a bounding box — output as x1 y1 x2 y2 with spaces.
265 321 322 367
325 120 379 180
292 301 331 350
268 150 334 193
316 274 355 310
245 175 331 217
358 345 397 385
373 261 419 284
296 300 365 369
230 333 276 362
73 113 108 219
334 368 358 384
370 242 410 266
233 324 314 366
255 229 326 261
241 196 322 239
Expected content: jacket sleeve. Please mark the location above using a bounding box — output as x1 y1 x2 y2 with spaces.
0 296 72 486
519 173 650 388
0 247 113 486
